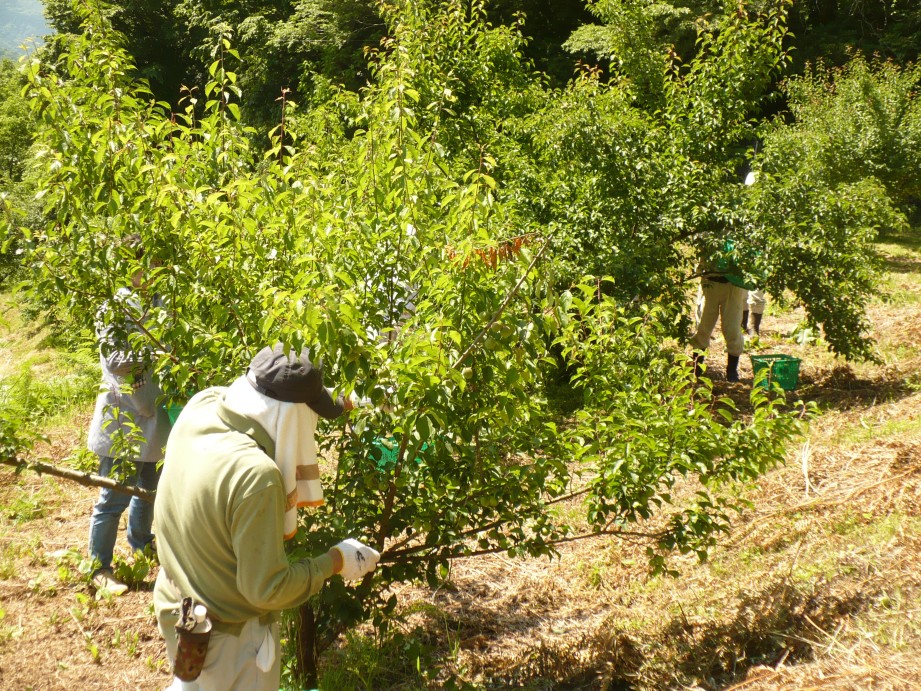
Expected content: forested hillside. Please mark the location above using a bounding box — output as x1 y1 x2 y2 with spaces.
0 1 920 689
0 0 48 58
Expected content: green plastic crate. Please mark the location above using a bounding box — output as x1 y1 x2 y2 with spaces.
750 354 801 391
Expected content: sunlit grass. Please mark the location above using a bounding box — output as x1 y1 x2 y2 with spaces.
826 410 921 446
1 293 97 433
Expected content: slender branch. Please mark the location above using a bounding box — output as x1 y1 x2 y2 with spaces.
329 421 351 515
0 457 155 502
379 526 664 564
544 486 592 507
374 435 410 553
451 236 552 370
380 484 594 557
546 527 665 547
381 530 417 553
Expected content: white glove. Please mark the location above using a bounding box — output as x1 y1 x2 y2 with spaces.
352 391 392 413
333 538 381 581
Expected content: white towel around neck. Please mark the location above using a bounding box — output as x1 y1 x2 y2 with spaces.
223 376 323 539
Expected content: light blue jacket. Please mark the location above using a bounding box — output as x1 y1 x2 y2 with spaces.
86 288 170 463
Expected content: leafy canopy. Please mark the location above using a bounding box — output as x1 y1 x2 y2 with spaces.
3 1 823 681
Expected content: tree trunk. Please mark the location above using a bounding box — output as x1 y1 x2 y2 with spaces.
296 601 319 690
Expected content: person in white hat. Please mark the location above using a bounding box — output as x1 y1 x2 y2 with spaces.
690 238 749 382
153 343 380 690
87 234 170 596
740 169 767 338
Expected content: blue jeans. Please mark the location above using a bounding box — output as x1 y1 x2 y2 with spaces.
88 456 160 571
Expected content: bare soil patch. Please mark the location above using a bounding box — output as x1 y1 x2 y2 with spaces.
0 466 170 690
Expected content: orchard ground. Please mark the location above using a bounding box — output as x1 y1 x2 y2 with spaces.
0 231 919 690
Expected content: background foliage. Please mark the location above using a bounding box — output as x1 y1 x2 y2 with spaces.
1 0 919 684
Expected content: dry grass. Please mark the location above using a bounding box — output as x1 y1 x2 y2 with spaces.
384 426 921 689
0 472 170 689
1 236 920 689
360 238 921 690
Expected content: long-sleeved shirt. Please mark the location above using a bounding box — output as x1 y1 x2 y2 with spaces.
87 288 170 463
153 387 335 634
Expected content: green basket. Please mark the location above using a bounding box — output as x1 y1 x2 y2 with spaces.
163 403 185 425
750 354 801 391
371 437 431 471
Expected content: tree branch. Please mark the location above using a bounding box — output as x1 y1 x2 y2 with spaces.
379 526 664 564
451 236 552 370
0 457 155 502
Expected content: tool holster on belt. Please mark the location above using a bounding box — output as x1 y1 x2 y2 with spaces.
173 596 212 682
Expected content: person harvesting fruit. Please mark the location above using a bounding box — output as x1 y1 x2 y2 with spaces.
690 237 751 382
153 343 380 690
87 234 170 596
